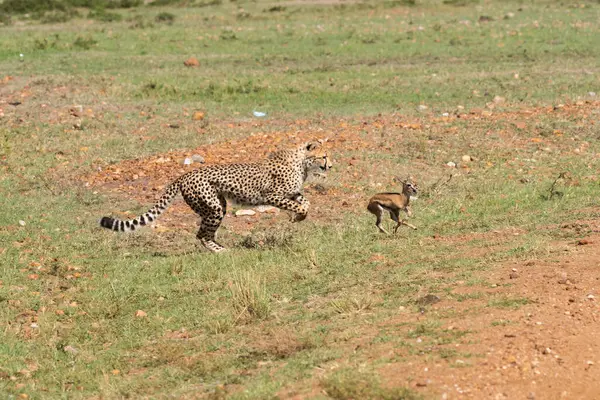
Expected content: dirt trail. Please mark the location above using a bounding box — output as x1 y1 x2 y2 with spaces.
376 228 600 399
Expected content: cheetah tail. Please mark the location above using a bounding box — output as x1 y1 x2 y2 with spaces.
99 180 181 233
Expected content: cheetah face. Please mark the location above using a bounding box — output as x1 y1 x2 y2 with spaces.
305 153 332 174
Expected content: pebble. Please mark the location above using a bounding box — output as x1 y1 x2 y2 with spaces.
235 209 256 217
446 161 456 168
587 294 595 300
18 220 26 226
256 205 278 213
418 105 428 111
191 154 205 163
63 345 79 354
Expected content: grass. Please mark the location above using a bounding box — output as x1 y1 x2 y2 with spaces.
1 0 600 398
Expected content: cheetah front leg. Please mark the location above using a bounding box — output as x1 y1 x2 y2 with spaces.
266 194 310 222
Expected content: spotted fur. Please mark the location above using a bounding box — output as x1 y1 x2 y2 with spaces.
100 142 332 252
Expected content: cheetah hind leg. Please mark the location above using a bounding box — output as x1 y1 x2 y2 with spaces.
193 198 228 253
197 219 227 253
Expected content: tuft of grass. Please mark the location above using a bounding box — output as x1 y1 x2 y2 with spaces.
488 296 531 310
155 11 175 24
73 35 97 49
322 368 421 400
330 295 375 314
88 8 122 22
228 271 271 321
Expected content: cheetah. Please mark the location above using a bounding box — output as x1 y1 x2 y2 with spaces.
99 142 332 252
367 178 418 234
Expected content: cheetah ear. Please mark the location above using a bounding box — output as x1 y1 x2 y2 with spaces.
305 141 320 151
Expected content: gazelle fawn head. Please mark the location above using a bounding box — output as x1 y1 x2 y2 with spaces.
395 176 419 198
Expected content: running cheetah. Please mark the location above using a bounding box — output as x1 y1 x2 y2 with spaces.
99 142 332 252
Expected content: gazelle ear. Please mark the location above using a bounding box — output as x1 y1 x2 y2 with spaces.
393 176 405 184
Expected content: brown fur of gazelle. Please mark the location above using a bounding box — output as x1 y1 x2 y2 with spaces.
367 179 418 234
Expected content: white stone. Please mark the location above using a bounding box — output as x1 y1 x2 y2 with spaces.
235 209 256 217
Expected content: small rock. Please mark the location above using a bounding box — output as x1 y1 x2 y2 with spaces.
446 161 456 168
509 272 519 279
416 294 441 306
455 359 465 365
493 95 506 104
461 155 472 162
184 57 200 67
135 310 147 318
442 112 449 117
18 220 26 226
256 205 277 213
415 381 428 387
542 347 552 355
504 12 515 19
252 111 267 118
235 209 256 217
418 104 428 112
577 239 592 246
587 294 595 301
558 272 568 284
30 323 38 329
191 154 205 163
63 345 78 354
589 92 596 97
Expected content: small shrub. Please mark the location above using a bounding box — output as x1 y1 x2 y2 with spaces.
41 9 78 23
129 14 153 29
155 12 175 24
0 0 68 15
148 0 181 6
0 13 12 25
322 368 420 400
443 0 479 5
219 29 237 41
105 0 142 8
239 229 293 249
88 8 122 22
193 0 222 8
73 35 97 49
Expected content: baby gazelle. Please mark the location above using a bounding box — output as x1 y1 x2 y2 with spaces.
367 179 418 234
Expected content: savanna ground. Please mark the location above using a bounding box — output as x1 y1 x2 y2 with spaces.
1 0 600 398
